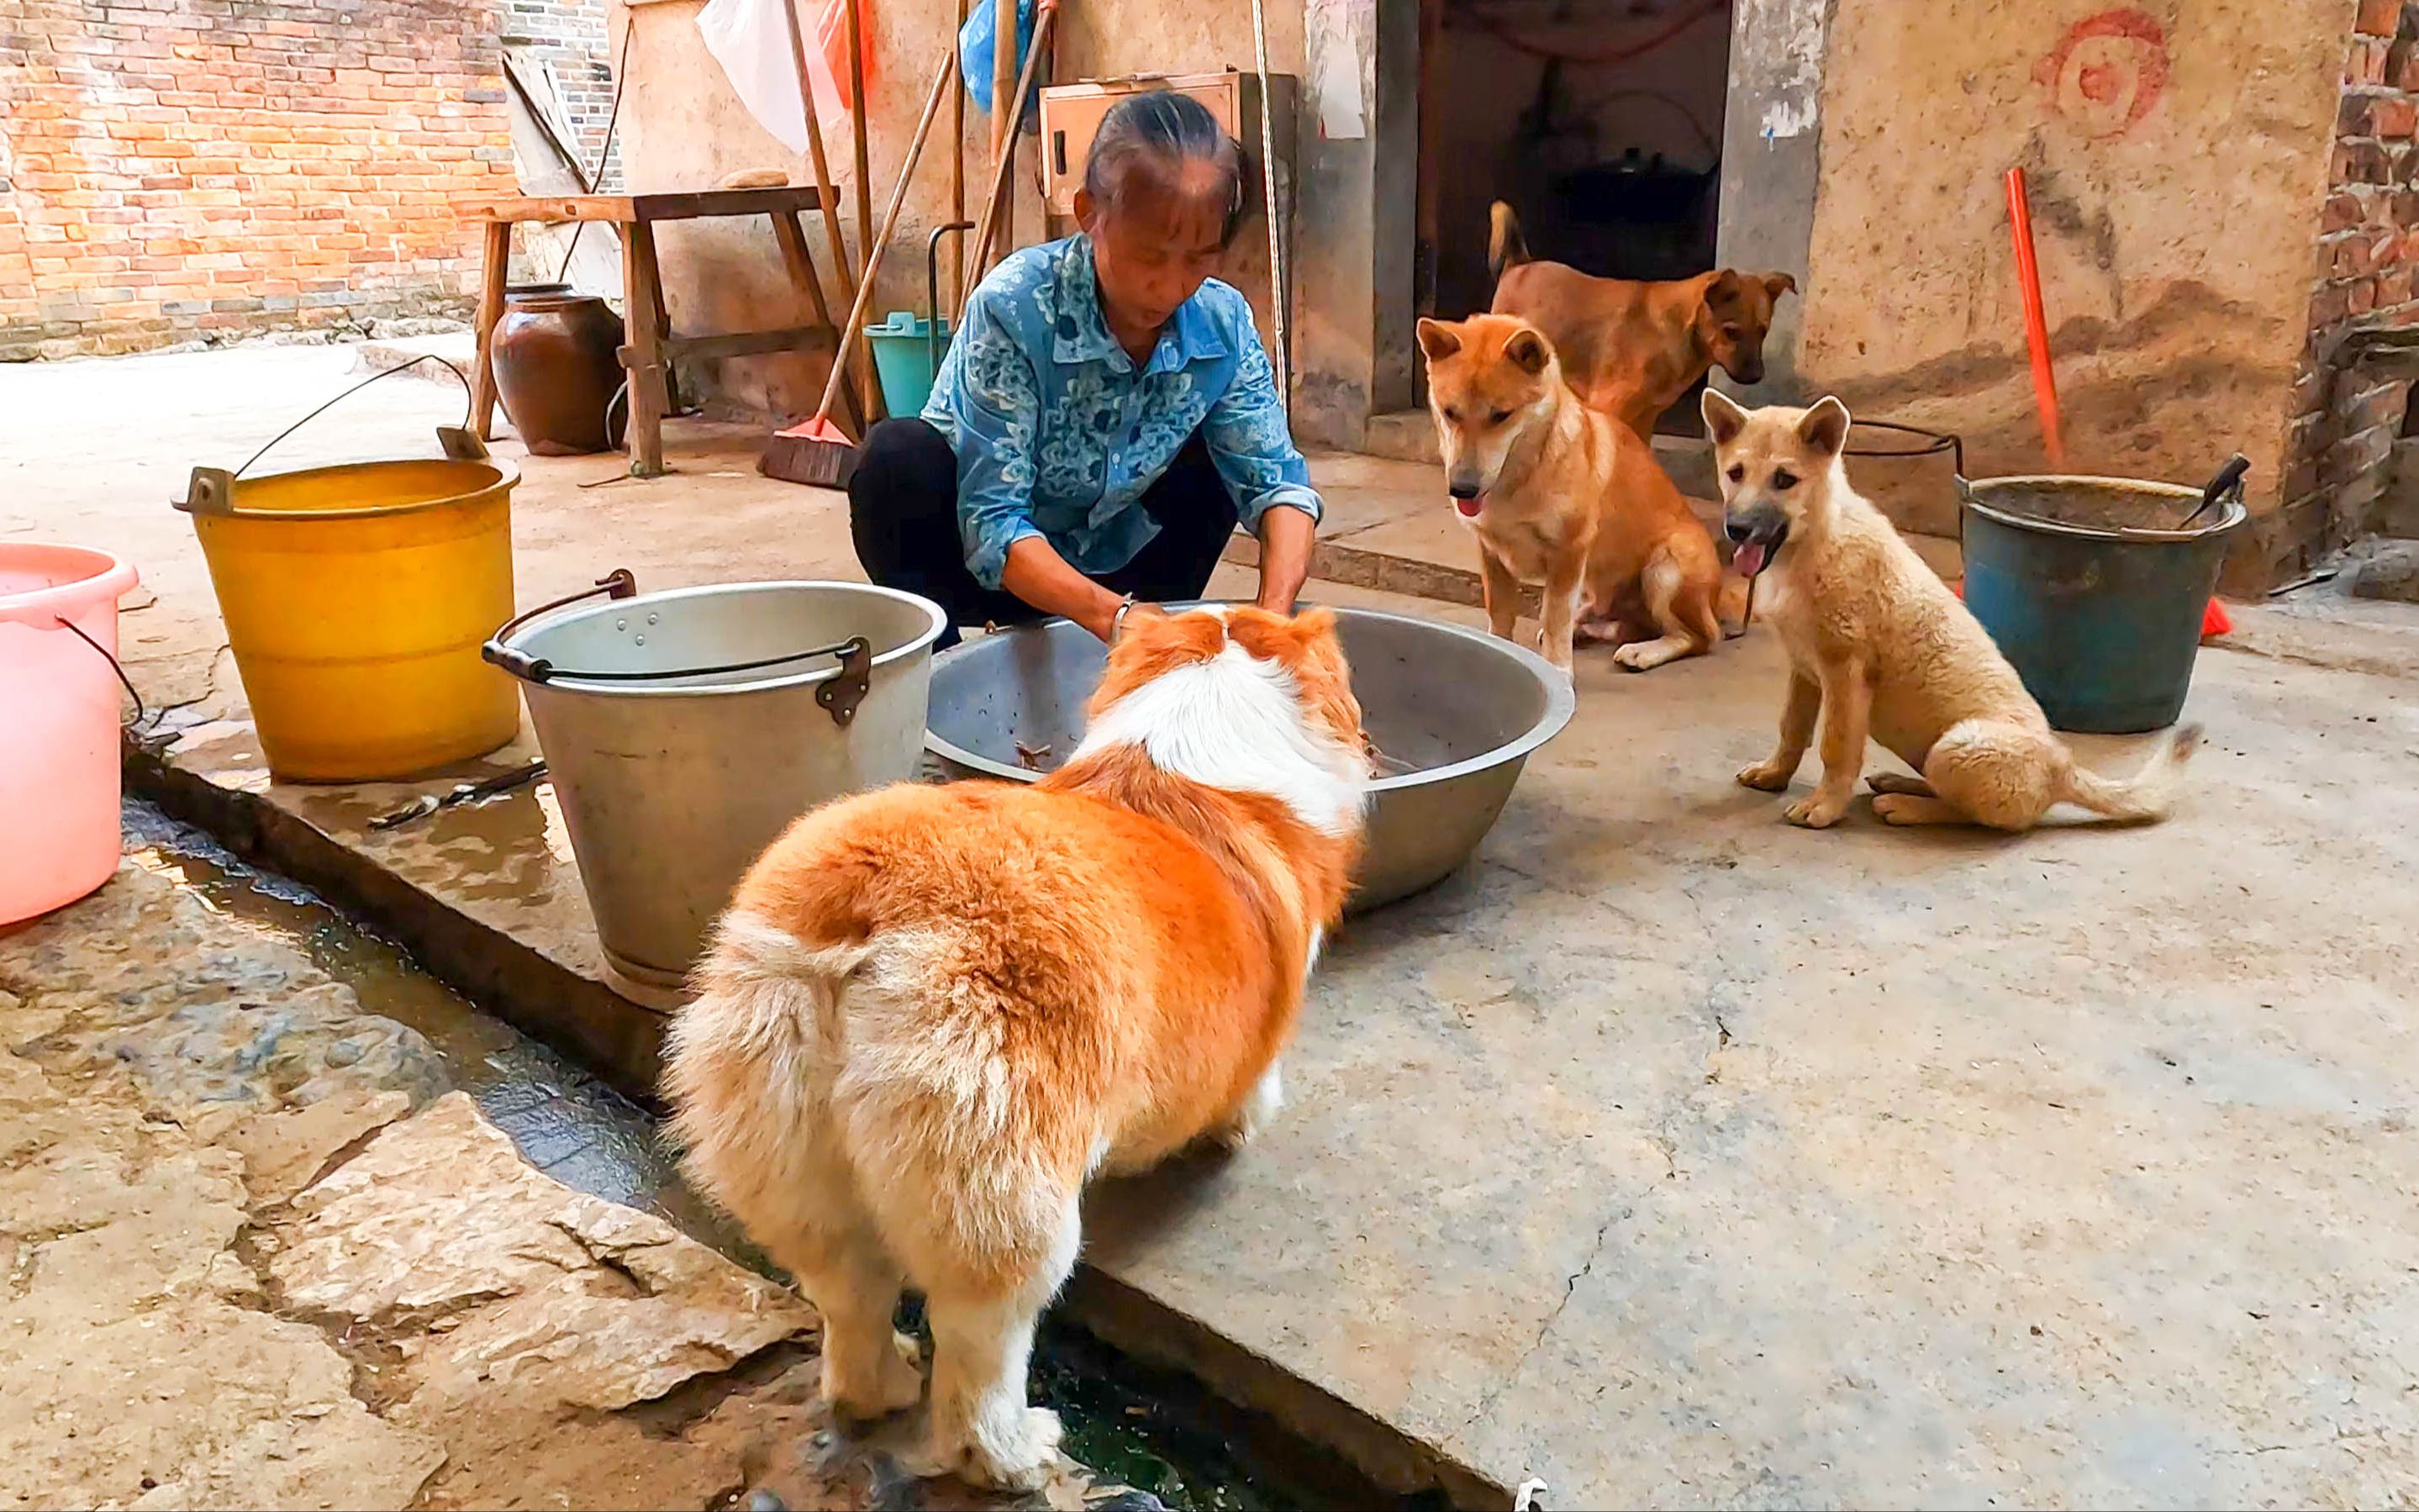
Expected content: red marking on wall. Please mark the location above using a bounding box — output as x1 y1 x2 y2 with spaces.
2035 9 2170 138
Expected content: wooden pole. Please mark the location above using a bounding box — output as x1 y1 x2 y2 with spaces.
841 0 877 414
991 0 1017 266
951 0 968 309
844 0 874 284
800 49 963 438
777 0 857 317
960 0 1056 303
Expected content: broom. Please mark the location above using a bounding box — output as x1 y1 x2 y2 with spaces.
2003 167 2230 639
762 45 964 487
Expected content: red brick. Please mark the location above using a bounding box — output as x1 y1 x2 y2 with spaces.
2358 0 2401 37
2352 36 2392 84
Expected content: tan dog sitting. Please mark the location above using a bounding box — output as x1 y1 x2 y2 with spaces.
1704 390 2198 830
1420 313 1731 676
1490 201 1795 440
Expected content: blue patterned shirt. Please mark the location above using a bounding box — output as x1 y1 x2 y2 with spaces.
920 234 1320 589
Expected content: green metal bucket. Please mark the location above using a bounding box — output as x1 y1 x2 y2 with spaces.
866 310 948 419
1958 473 2245 734
864 222 974 422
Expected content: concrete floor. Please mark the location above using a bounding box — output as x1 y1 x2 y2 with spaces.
13 344 2419 1506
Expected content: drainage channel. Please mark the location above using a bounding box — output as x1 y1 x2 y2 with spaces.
121 800 1394 1512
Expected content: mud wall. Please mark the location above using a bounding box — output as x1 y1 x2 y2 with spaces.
1794 0 2347 589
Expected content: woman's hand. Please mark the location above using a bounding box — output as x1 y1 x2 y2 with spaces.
1004 536 1131 642
1254 503 1316 617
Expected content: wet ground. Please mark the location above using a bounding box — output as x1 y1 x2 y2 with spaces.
118 801 1368 1512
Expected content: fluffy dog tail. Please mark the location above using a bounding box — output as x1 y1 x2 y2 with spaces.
2057 723 2200 824
1489 201 1531 282
662 911 869 1206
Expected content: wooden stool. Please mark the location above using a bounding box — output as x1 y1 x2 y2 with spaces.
455 188 862 477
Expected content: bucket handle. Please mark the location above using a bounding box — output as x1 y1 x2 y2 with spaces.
177 355 486 514
481 567 877 725
2178 453 2251 530
52 616 149 732
482 570 641 679
497 635 877 727
1845 420 1963 480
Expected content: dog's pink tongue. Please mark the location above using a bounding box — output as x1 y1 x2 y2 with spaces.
1454 495 1484 519
1733 540 1768 578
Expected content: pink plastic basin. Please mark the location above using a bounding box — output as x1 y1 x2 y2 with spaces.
2 543 140 925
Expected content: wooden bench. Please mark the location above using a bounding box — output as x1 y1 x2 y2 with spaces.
455 188 861 477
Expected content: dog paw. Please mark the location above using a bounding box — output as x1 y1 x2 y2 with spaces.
1871 793 1942 826
1736 761 1792 793
1783 794 1847 829
908 1409 1063 1492
825 1330 925 1423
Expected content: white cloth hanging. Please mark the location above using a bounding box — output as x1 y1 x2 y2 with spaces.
696 0 852 155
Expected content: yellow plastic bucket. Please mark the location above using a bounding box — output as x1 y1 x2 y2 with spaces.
178 456 520 781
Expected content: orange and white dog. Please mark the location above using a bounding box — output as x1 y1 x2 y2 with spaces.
664 607 1368 1491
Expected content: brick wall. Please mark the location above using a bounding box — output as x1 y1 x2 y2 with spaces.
0 0 514 360
504 0 619 192
2275 0 2419 582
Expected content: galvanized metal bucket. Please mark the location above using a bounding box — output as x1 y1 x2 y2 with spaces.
484 573 946 1004
1958 474 2246 734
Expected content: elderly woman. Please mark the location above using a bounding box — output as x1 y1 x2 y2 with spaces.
847 90 1317 647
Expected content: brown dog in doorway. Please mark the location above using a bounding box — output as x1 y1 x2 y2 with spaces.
1489 201 1795 441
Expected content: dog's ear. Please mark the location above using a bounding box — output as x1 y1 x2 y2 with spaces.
1798 396 1851 457
1289 604 1340 640
1763 271 1798 301
1702 388 1749 446
1705 269 1745 308
1505 327 1552 376
1415 318 1462 365
1227 604 1341 677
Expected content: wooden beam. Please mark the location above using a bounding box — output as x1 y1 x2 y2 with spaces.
636 326 839 364
452 187 839 224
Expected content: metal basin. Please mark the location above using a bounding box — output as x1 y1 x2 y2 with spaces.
923 605 1575 910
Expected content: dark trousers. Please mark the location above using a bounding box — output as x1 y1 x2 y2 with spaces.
848 418 1239 647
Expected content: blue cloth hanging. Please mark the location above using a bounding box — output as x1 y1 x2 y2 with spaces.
960 0 1038 120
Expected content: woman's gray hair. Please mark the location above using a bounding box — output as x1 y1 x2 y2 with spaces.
1081 89 1251 248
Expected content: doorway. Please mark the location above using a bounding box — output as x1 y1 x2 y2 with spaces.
1414 0 1733 431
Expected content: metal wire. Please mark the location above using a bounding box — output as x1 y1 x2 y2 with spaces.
233 354 473 478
